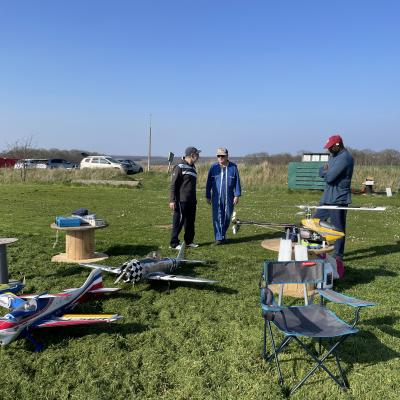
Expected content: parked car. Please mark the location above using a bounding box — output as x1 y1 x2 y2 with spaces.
80 156 128 173
0 157 18 168
36 158 74 169
117 159 144 174
14 159 48 169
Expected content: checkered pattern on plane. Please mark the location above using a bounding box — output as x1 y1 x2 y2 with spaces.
121 259 143 283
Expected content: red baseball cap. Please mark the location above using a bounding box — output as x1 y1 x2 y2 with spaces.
324 134 343 149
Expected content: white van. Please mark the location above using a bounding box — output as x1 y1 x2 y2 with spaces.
80 156 128 173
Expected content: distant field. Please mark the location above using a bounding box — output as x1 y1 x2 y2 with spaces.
0 173 399 399
1 163 399 191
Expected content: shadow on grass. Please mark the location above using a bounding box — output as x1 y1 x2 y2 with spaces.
144 281 238 295
262 329 400 393
345 240 400 261
105 244 156 257
334 264 397 291
35 264 85 279
341 330 400 365
27 321 148 351
362 315 400 339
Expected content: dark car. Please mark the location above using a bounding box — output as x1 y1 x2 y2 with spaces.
36 158 74 169
117 159 143 174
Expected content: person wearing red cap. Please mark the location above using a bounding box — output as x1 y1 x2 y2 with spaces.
314 134 354 277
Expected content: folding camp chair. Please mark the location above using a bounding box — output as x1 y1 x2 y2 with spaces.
260 260 374 395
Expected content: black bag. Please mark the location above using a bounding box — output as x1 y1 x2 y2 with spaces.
72 208 89 217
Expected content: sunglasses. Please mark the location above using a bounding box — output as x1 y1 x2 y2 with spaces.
217 155 226 158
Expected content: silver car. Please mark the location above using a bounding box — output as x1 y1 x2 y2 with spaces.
80 156 128 173
14 159 48 169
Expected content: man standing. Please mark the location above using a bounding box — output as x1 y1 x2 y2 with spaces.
206 148 241 245
315 134 354 276
169 146 201 250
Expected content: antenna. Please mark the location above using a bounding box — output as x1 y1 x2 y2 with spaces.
147 114 152 172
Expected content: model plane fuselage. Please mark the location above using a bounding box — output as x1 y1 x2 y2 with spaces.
0 269 121 348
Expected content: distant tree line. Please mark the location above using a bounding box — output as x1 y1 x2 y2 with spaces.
1 143 99 163
347 148 400 166
244 152 301 164
2 140 399 166
245 148 400 165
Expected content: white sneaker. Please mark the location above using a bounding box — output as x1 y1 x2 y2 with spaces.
187 243 199 248
169 244 182 250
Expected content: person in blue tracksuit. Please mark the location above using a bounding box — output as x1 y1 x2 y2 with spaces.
314 134 354 266
206 148 241 244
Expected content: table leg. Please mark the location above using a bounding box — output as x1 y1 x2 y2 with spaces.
0 244 8 284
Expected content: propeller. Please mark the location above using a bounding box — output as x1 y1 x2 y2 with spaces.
114 266 130 284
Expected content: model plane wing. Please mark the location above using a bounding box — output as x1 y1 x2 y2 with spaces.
34 313 122 328
61 287 121 294
80 263 122 275
146 272 217 284
0 280 25 295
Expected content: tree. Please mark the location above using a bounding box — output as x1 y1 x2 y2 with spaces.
5 136 34 182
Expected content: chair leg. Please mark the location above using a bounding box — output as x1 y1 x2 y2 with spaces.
262 319 267 358
290 336 349 395
267 321 284 386
266 336 292 362
332 345 350 388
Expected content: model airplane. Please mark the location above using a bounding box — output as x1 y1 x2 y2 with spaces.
0 269 121 350
0 278 25 295
80 243 217 286
232 205 386 247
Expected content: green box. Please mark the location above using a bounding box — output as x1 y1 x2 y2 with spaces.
288 162 325 190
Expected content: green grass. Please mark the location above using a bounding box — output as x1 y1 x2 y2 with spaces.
0 174 399 399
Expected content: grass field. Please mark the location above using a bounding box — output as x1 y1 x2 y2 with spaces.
0 172 399 399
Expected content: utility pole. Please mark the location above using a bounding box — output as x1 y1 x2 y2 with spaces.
147 114 152 172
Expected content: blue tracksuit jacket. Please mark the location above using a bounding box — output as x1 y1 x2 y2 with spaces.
206 162 241 240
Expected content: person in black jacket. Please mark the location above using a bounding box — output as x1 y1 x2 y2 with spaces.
169 146 201 249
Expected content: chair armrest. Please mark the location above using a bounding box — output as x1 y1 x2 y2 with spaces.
317 289 375 308
260 288 283 313
261 303 283 313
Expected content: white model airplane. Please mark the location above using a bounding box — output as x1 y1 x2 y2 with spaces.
80 243 217 286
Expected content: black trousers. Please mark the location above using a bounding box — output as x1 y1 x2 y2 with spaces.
170 201 197 247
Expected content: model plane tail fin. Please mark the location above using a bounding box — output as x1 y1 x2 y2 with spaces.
176 242 186 262
81 268 103 292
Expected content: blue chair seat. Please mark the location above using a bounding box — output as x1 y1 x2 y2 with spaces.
273 304 358 338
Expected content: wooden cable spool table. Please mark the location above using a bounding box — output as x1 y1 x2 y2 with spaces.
261 238 334 299
51 223 109 263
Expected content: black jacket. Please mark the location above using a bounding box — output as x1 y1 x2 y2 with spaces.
170 160 197 203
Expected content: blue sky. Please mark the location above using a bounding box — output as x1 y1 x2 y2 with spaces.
0 0 399 156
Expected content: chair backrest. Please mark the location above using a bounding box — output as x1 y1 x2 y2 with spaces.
263 260 324 285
